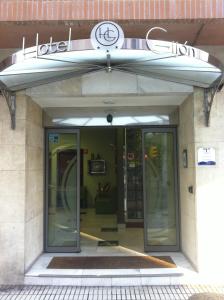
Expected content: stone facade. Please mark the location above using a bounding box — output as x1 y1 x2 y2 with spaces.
194 88 224 273
0 93 43 284
1 44 224 283
25 97 44 270
179 92 198 269
179 87 224 273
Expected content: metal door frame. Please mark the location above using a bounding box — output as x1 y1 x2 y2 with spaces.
142 127 180 252
44 128 80 252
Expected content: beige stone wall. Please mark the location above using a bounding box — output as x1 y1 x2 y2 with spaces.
178 93 198 269
0 94 26 284
179 87 224 273
0 93 43 284
194 88 224 273
25 98 44 270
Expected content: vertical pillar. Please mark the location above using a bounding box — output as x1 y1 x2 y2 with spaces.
0 93 26 283
24 96 44 270
179 87 224 277
178 93 198 269
116 128 125 225
194 87 224 275
0 92 44 284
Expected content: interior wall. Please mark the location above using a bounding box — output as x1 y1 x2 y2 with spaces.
178 92 198 269
80 128 116 208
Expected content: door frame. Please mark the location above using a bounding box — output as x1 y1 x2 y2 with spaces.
142 127 180 252
44 128 80 252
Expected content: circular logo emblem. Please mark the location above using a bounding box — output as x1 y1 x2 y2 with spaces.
91 21 124 50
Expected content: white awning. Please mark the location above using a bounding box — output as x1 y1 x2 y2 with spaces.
0 38 223 91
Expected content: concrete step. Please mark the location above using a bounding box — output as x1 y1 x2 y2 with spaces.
24 271 184 286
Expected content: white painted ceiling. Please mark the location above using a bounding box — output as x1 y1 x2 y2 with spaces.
27 70 193 109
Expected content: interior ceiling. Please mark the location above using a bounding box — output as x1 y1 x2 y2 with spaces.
44 105 178 119
0 19 224 48
33 95 189 109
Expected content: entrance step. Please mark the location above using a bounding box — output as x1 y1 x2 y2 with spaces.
24 271 184 286
24 252 196 286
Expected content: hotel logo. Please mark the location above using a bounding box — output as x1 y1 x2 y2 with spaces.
91 21 124 51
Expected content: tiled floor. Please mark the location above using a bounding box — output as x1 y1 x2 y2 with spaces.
25 209 224 287
80 208 176 251
26 210 193 285
0 285 224 300
80 208 144 253
25 209 206 286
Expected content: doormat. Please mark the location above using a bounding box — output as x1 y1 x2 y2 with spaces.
126 222 144 228
98 240 119 246
101 227 118 232
47 256 176 269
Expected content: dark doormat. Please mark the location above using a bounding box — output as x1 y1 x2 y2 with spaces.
101 227 118 232
126 222 144 228
47 256 176 269
98 240 119 246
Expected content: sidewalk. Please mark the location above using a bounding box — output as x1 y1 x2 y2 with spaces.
0 285 224 300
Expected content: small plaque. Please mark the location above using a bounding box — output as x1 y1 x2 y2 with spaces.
49 134 59 144
198 147 216 166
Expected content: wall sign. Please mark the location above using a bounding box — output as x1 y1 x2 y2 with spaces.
198 147 216 166
38 41 68 56
145 27 205 61
32 21 207 64
90 21 124 50
49 134 59 144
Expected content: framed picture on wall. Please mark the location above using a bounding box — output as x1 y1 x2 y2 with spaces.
88 159 106 175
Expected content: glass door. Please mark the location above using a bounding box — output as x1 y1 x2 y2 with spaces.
45 129 80 252
143 128 179 251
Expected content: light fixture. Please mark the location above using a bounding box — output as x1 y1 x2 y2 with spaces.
103 99 115 104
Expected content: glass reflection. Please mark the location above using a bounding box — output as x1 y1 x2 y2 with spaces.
144 131 177 247
47 132 79 249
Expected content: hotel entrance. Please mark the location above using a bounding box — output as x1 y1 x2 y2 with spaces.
45 126 179 253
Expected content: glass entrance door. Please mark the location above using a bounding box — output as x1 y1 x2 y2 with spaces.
45 129 80 252
143 128 179 251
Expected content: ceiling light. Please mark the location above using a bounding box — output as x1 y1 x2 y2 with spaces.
103 99 115 104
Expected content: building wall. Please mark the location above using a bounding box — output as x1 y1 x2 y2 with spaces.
0 94 26 284
194 88 224 273
179 87 224 273
0 93 43 284
178 93 198 269
0 0 223 21
25 97 44 270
